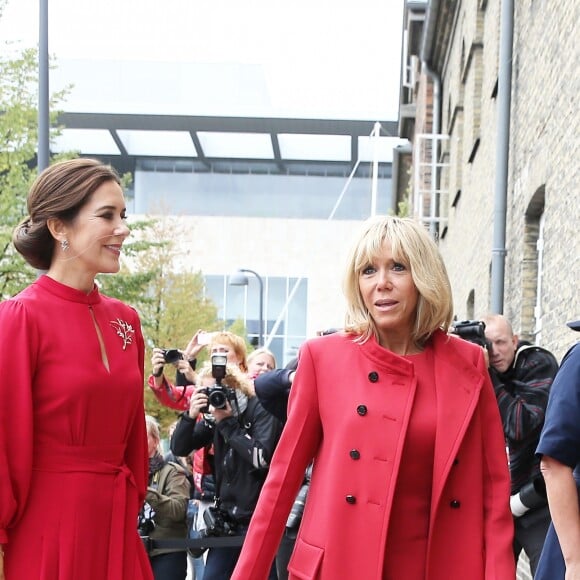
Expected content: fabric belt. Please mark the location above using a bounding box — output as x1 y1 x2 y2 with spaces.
34 443 139 580
146 535 245 550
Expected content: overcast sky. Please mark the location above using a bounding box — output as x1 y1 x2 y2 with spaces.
1 0 405 122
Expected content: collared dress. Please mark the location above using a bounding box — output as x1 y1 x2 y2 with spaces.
535 343 580 580
0 275 153 580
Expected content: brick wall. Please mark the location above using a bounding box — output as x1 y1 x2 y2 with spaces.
415 0 579 360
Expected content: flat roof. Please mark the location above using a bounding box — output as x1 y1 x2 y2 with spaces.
55 112 400 177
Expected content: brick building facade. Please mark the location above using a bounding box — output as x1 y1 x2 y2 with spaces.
397 0 579 361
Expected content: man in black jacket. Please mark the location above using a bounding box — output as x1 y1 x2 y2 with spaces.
170 362 281 580
483 314 559 576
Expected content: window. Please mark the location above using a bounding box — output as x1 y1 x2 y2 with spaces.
204 275 308 367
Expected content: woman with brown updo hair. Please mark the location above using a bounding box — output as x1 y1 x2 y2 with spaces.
0 158 153 579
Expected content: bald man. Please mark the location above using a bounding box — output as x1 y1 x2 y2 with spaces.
483 314 559 576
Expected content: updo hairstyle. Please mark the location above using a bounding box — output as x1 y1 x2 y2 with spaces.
12 158 121 270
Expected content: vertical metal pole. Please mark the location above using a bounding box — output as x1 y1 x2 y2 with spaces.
38 0 50 172
370 122 380 217
257 276 264 347
491 0 514 314
241 269 264 347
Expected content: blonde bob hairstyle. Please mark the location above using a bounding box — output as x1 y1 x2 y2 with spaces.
209 331 248 373
343 215 453 347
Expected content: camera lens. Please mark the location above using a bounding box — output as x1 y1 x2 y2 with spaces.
208 388 227 409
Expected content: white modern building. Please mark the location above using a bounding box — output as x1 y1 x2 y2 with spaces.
55 110 401 365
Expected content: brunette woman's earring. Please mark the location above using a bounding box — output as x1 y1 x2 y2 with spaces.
60 239 69 251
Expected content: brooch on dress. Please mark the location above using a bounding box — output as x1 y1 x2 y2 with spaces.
110 319 135 351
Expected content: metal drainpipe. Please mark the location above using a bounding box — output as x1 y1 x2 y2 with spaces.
38 0 50 172
491 0 514 314
422 61 441 238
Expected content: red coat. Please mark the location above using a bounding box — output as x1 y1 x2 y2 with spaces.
232 330 515 580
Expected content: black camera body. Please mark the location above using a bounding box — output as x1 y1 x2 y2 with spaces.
202 385 236 410
452 320 491 350
201 506 237 537
518 476 547 511
200 353 235 410
161 348 183 364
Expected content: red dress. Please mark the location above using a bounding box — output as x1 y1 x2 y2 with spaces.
383 348 436 579
0 275 153 580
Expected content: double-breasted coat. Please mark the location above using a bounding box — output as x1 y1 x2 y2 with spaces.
231 330 515 580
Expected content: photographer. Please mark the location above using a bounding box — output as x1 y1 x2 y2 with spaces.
143 415 191 580
482 314 559 576
148 330 209 411
170 359 282 580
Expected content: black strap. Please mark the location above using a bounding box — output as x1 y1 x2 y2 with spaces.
142 535 245 550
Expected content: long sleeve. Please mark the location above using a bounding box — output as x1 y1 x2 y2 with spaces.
231 342 322 580
0 300 37 544
477 351 516 578
490 347 558 442
253 369 293 422
171 413 214 457
147 376 192 411
123 311 149 506
146 466 190 524
216 400 282 470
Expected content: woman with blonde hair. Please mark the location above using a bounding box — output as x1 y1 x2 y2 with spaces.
171 360 281 579
247 347 277 379
231 215 515 579
148 330 250 411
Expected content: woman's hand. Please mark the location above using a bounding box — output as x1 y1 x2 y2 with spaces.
212 401 233 424
183 330 208 361
188 387 209 420
151 348 166 380
175 358 197 384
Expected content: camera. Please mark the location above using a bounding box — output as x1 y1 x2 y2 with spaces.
510 476 548 517
286 482 309 529
201 506 238 537
161 348 183 364
202 386 231 410
451 320 491 351
518 476 547 510
200 354 235 411
211 353 227 382
137 503 156 537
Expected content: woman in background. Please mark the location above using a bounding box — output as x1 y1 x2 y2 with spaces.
231 215 515 580
148 330 250 410
247 347 277 379
0 159 152 580
143 415 190 580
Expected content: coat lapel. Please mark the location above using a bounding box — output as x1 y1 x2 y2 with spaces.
429 332 485 516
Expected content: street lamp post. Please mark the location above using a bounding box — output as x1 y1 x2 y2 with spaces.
228 268 264 347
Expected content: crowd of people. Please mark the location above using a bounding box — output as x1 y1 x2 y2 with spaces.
0 158 577 580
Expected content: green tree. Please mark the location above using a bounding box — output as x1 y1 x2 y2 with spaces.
0 1 69 297
116 215 228 427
